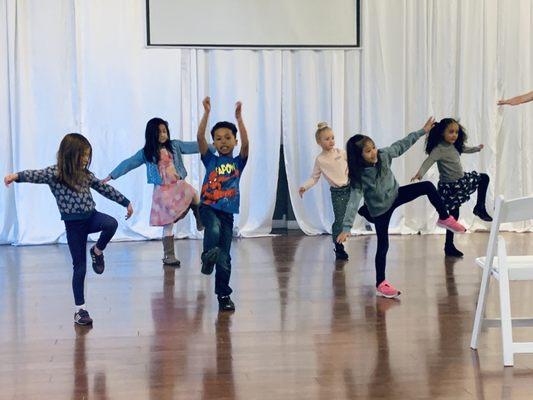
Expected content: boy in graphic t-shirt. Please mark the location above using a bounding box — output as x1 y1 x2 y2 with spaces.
197 96 249 312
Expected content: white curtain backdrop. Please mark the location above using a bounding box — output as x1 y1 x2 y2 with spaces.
1 0 533 245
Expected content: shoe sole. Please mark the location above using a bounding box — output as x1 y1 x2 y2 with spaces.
376 290 401 299
74 319 93 326
436 222 466 234
444 251 464 258
163 259 181 266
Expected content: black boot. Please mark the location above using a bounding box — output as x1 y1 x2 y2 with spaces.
445 243 464 258
334 242 349 260
473 206 493 222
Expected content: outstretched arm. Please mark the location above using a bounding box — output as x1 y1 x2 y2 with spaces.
4 173 19 187
197 97 211 156
103 149 145 183
235 101 249 159
382 117 435 159
498 91 533 106
8 166 56 185
411 150 439 181
463 144 483 154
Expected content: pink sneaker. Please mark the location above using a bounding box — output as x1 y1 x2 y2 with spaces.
376 280 401 299
437 216 466 234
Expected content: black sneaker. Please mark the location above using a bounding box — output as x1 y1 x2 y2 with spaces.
218 295 235 312
74 309 93 325
90 246 105 274
334 244 349 260
473 206 493 222
201 247 220 275
445 244 464 258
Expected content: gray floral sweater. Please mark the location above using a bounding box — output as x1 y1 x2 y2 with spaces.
16 165 130 221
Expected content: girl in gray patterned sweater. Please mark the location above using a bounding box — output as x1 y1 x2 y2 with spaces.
4 133 133 326
412 118 492 257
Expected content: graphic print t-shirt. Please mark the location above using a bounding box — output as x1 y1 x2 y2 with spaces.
200 149 247 214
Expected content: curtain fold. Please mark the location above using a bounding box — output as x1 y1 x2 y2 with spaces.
2 0 533 245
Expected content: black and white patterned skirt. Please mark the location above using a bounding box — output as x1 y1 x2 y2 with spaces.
438 171 481 212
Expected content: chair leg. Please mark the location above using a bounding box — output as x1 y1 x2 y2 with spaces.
499 268 514 366
471 267 492 349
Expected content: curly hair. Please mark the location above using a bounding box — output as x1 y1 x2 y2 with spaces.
425 118 468 155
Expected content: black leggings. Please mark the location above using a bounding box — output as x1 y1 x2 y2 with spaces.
445 172 490 247
64 211 118 306
358 181 449 287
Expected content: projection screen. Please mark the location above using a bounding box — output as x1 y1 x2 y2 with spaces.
146 0 360 48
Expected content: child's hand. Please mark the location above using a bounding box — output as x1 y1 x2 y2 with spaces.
478 144 484 150
101 175 112 184
422 117 436 134
298 187 306 198
410 174 421 182
235 101 242 120
202 97 211 113
336 232 350 243
4 173 18 187
126 203 133 220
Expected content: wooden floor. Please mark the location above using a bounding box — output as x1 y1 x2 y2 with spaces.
2 232 533 399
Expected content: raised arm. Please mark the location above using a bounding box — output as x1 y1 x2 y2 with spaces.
197 97 211 156
498 91 533 106
235 101 249 159
381 117 435 159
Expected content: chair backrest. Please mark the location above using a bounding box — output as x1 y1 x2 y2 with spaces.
484 195 533 270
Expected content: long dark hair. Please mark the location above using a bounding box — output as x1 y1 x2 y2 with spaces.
346 134 376 188
425 118 468 155
56 133 92 191
143 118 173 163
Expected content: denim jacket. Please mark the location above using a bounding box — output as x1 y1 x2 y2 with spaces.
109 140 200 185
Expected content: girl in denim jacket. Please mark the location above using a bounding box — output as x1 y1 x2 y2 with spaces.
104 118 202 266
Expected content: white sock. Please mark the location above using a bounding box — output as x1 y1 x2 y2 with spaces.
75 304 86 312
162 223 174 237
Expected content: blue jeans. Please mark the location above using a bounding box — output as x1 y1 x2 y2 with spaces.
64 210 118 306
199 205 234 296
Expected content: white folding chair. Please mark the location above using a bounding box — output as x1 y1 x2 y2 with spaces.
470 194 533 366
